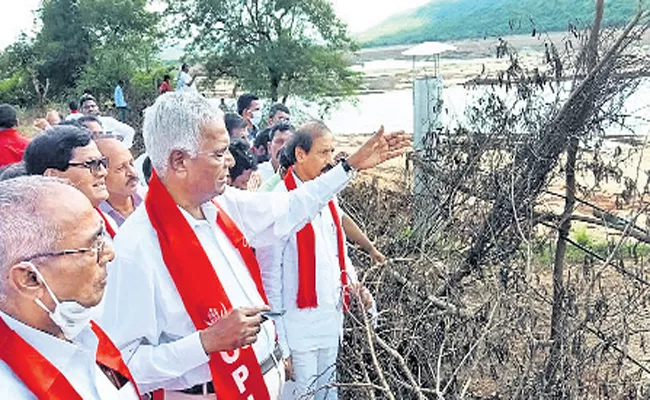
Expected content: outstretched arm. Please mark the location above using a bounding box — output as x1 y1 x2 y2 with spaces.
220 126 411 248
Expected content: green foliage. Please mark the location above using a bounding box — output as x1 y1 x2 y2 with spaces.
0 35 38 106
35 0 92 94
0 71 35 106
533 237 650 266
0 0 161 108
166 0 361 104
358 0 639 47
573 226 593 248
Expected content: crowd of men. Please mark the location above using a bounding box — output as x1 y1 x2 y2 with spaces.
0 63 410 400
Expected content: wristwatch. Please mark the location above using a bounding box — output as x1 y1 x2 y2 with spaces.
339 158 357 178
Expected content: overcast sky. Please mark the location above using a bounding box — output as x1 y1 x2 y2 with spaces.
1 0 431 50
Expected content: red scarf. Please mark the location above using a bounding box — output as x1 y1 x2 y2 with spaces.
96 208 117 238
283 167 350 309
145 171 270 400
0 317 141 399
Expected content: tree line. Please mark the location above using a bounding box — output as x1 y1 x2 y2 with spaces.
0 0 360 111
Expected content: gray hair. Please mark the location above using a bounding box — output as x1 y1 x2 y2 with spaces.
0 176 65 300
143 92 224 177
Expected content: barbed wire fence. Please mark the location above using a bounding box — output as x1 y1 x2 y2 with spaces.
334 4 650 399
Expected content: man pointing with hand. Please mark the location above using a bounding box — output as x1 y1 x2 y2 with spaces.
100 92 410 399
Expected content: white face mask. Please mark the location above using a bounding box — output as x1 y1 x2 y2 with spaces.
251 110 262 126
24 262 94 340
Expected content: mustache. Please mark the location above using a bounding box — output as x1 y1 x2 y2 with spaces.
321 163 336 173
127 177 139 186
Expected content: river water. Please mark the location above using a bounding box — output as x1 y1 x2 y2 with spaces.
288 79 650 137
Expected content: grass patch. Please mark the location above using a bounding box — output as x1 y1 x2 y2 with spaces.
530 227 650 266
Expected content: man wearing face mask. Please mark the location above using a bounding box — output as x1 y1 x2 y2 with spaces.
237 93 262 141
0 176 141 399
22 125 120 237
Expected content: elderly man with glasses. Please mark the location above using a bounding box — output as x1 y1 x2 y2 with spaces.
22 125 119 237
0 176 141 399
99 92 410 400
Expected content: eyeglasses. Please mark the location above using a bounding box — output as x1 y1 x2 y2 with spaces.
68 157 108 174
197 148 231 160
22 226 110 264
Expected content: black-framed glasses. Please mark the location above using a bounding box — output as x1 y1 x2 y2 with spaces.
22 226 110 264
68 157 108 174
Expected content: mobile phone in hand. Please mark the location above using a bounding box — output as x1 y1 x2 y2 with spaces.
260 310 286 321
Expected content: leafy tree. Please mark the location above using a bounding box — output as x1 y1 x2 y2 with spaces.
35 0 92 95
0 0 162 109
166 0 361 104
75 0 162 101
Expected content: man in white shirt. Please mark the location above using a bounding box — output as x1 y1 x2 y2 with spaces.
257 122 294 183
80 94 136 149
100 92 409 399
258 121 376 400
0 176 140 399
177 63 197 92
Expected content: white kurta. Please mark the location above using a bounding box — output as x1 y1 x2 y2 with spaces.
257 161 276 183
0 311 139 400
257 173 356 357
100 164 351 393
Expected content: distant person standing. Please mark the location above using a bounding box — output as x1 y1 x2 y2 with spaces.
237 93 262 140
66 100 82 120
176 63 196 92
80 94 135 149
0 104 29 168
219 97 229 113
158 74 172 95
114 80 128 122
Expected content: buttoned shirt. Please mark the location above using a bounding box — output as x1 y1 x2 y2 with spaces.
100 164 351 393
257 173 357 357
0 311 139 400
98 190 145 227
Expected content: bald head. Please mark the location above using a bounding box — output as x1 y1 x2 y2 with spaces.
96 138 139 198
96 137 129 161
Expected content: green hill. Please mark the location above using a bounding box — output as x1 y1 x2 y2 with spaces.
356 0 639 48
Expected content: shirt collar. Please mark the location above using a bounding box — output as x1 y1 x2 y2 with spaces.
177 200 218 230
292 170 305 187
98 192 143 215
0 310 98 372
